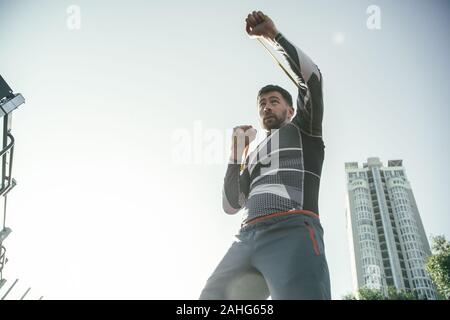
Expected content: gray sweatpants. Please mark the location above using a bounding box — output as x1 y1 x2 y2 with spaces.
199 214 331 300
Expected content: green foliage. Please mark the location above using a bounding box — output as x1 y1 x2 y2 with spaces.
426 235 450 299
358 287 385 300
342 286 422 300
386 286 420 300
341 292 357 300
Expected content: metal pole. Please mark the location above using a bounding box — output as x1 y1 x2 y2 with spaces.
20 287 31 300
1 278 18 300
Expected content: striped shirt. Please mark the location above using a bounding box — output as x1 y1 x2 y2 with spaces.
222 32 324 224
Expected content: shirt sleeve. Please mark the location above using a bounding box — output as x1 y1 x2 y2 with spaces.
222 164 250 214
272 32 324 137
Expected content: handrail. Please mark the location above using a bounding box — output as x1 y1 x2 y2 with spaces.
0 132 14 158
0 245 5 272
0 133 14 197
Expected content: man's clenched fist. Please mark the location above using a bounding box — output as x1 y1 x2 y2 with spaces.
232 125 257 146
245 11 279 41
230 125 257 163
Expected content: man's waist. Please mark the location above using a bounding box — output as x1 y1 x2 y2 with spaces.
241 209 319 229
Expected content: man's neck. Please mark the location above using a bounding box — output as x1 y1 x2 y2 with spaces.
265 120 290 136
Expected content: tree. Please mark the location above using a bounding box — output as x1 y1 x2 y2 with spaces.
425 235 450 300
342 292 357 300
342 287 384 300
342 286 421 300
386 286 420 300
358 287 385 300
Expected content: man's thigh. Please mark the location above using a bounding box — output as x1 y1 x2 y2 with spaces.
199 239 270 300
253 216 331 300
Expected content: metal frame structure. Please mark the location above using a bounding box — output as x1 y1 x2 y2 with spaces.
0 75 35 300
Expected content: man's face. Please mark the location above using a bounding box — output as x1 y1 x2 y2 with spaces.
258 91 294 130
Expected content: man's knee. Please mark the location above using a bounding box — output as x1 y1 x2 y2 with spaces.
199 271 270 300
199 285 225 300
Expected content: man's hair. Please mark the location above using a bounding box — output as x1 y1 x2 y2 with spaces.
257 84 293 107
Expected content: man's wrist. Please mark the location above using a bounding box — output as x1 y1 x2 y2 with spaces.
265 28 280 42
229 144 247 163
229 151 245 163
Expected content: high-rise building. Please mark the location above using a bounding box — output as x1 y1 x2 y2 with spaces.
345 157 437 300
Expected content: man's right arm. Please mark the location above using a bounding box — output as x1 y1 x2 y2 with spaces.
222 164 248 215
222 126 255 214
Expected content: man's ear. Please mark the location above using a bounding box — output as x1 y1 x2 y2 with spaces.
288 106 295 119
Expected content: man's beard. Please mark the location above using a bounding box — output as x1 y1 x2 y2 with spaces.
263 109 288 130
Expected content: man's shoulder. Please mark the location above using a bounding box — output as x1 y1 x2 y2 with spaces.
288 117 324 142
285 122 324 145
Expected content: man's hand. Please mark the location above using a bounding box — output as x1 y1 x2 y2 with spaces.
245 11 279 41
230 125 257 162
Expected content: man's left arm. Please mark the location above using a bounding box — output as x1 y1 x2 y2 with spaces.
272 32 324 137
246 11 324 137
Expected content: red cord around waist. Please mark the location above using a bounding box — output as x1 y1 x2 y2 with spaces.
241 209 319 228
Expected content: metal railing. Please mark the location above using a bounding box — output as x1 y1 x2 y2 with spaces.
0 89 39 300
0 133 15 198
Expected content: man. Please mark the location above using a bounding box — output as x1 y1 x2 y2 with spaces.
199 11 330 300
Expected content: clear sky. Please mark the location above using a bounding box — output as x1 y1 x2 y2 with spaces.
0 0 449 299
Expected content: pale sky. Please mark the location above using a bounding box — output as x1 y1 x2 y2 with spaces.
0 0 449 299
